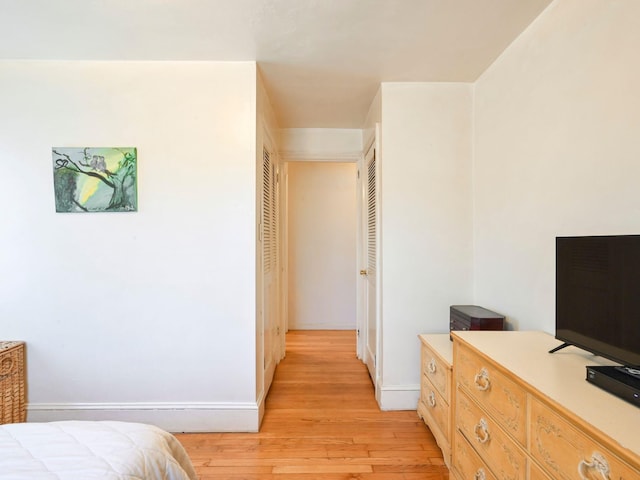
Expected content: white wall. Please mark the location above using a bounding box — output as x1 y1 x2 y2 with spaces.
379 83 473 408
0 61 259 431
473 0 640 332
287 162 357 329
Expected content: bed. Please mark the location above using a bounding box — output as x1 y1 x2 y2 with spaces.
0 421 198 480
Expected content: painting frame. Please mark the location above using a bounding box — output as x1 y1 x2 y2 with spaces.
52 147 138 213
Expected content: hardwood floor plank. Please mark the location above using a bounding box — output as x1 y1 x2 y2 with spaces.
272 465 372 474
177 330 449 479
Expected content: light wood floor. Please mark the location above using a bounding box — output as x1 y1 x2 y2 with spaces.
176 330 449 480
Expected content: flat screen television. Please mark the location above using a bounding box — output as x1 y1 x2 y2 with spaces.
555 235 640 369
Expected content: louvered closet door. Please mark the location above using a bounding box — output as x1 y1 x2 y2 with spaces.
263 151 278 278
262 146 278 393
365 144 377 382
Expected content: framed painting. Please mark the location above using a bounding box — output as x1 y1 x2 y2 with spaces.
52 147 137 213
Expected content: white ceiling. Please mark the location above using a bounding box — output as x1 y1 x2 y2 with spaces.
0 0 552 128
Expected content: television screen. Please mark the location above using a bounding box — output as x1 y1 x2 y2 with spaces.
556 235 640 367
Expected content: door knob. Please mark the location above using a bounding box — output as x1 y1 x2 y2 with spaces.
360 270 368 276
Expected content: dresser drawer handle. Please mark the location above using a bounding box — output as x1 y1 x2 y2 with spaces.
578 452 611 480
474 468 486 480
427 391 436 408
474 418 490 444
474 368 490 391
427 358 437 374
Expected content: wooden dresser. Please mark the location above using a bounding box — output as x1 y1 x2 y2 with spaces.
417 333 453 468
451 331 640 480
0 341 26 424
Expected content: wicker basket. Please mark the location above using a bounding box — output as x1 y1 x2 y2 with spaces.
0 342 26 424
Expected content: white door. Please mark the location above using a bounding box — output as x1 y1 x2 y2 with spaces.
363 142 378 383
262 145 279 393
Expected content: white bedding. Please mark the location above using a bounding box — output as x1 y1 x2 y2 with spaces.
0 421 198 480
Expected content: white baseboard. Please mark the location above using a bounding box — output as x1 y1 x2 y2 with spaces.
27 402 260 433
256 389 266 427
377 384 420 411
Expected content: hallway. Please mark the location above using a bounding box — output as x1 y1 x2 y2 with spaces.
177 330 449 479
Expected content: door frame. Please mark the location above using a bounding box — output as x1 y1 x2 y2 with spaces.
260 127 285 401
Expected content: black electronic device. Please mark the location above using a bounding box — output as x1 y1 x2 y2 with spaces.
586 366 640 407
553 235 640 406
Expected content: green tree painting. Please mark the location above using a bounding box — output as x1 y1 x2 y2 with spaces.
52 147 137 213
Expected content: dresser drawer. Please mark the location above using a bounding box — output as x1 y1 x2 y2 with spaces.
455 342 527 445
421 341 450 402
530 398 640 480
456 387 527 480
420 375 450 440
453 430 497 480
